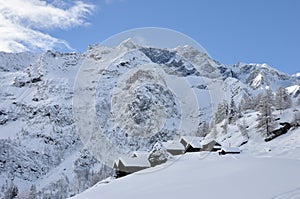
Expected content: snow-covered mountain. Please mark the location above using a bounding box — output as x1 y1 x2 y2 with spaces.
0 40 299 198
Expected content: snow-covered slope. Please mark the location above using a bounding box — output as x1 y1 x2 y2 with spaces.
73 155 300 199
70 106 300 199
286 85 300 97
71 143 300 199
0 40 299 198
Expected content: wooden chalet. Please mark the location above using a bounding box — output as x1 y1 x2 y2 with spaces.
113 154 151 178
179 136 204 152
201 139 222 152
162 140 185 155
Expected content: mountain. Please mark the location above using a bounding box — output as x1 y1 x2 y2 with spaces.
0 40 299 198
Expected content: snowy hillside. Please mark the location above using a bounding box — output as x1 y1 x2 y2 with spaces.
70 106 300 199
70 152 300 199
0 40 299 198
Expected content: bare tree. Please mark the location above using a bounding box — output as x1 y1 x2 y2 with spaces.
238 118 249 139
221 119 228 134
239 94 254 111
209 120 218 138
254 92 264 111
275 87 291 113
256 90 275 137
215 100 228 124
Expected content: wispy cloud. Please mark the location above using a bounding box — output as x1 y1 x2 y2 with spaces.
0 0 95 53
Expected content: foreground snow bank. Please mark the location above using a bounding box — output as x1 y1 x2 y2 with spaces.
70 152 300 199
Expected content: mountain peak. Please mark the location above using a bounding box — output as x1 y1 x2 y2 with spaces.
118 38 137 49
0 42 299 198
292 72 300 77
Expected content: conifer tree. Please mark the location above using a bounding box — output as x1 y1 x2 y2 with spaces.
228 95 237 124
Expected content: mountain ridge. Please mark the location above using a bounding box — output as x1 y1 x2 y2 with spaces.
0 41 299 198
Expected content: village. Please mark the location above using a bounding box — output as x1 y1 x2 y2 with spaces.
113 136 241 178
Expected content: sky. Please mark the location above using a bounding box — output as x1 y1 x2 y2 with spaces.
0 0 299 74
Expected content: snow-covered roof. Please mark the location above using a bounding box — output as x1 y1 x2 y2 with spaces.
202 139 220 146
162 141 185 151
118 156 151 168
187 140 203 149
131 151 150 159
180 136 204 144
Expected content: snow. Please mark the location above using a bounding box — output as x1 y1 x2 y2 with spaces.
251 73 263 89
162 140 185 151
292 72 300 77
0 120 24 139
117 156 151 167
35 150 80 190
219 147 241 153
70 152 300 199
180 136 204 149
131 151 150 158
70 106 300 199
0 40 299 198
286 85 300 96
164 74 200 136
201 138 220 146
188 140 203 148
180 136 203 143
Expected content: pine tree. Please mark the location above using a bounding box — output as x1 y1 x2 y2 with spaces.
256 90 275 137
228 95 237 124
275 87 291 113
215 100 228 123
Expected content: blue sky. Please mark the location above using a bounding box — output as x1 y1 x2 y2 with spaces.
0 0 299 74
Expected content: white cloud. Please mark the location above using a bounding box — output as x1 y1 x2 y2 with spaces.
0 0 95 52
